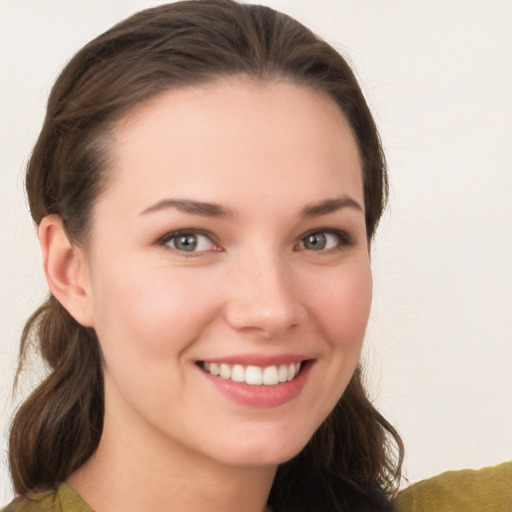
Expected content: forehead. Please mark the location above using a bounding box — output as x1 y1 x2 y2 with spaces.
102 78 363 214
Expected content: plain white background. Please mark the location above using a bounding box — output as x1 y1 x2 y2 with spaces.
1 0 511 502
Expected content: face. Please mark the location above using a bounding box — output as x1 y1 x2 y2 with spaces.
83 79 372 470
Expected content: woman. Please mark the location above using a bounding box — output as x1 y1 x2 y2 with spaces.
6 1 401 510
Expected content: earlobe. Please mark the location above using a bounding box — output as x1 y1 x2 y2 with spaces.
39 215 94 327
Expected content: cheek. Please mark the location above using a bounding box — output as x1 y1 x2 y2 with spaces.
90 259 221 361
308 261 372 349
286 261 372 441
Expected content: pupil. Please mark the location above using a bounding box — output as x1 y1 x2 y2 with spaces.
305 233 326 250
176 234 197 251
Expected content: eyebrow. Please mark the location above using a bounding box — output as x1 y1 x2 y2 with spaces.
140 199 235 218
140 195 362 218
301 196 363 217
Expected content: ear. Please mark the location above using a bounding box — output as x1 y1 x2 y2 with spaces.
39 215 94 327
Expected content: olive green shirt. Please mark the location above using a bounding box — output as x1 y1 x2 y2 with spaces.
3 462 511 512
395 462 512 512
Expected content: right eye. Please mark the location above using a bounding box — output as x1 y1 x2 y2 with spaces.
161 231 217 253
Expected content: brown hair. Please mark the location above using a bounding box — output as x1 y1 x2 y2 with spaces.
10 1 403 510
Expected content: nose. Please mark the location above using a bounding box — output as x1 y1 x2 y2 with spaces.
224 249 305 337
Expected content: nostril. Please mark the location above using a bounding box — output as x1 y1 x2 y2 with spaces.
224 301 304 337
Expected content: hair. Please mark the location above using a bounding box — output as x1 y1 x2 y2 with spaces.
9 1 403 510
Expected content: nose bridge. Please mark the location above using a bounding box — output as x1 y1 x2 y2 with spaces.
225 243 301 336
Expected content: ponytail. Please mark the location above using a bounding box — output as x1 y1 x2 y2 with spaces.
9 295 103 494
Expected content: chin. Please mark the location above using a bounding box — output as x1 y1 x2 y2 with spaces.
206 424 315 469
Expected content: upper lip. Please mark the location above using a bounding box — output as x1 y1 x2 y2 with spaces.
197 354 312 367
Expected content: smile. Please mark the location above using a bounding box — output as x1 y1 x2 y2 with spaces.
200 361 302 386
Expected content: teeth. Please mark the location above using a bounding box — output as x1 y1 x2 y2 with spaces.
201 361 302 386
209 362 220 376
263 366 278 386
245 366 263 385
287 363 296 381
278 364 288 383
219 363 231 379
231 364 245 383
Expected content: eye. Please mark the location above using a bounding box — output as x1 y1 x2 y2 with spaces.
162 231 217 253
297 230 351 251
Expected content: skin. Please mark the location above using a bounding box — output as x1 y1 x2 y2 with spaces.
42 78 372 512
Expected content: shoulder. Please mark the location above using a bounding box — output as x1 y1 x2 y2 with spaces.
2 484 93 512
396 461 512 512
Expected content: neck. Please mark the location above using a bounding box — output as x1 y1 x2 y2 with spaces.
68 382 276 512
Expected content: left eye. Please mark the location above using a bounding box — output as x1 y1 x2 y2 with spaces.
298 231 345 251
164 232 215 253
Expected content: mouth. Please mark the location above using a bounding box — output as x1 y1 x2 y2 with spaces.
196 357 313 407
197 361 304 386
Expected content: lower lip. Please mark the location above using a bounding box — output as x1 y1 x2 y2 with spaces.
199 362 312 408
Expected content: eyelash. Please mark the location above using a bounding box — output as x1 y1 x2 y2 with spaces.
158 229 220 255
296 229 354 252
157 228 354 255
